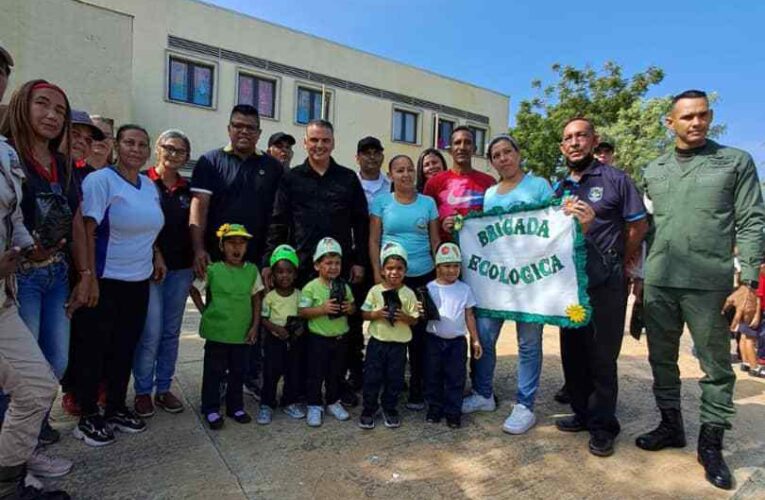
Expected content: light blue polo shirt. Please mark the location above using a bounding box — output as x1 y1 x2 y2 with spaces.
482 174 553 211
371 193 439 277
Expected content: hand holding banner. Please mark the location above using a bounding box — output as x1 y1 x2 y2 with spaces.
456 200 591 328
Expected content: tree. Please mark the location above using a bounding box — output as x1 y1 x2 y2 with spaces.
600 95 725 178
511 62 667 179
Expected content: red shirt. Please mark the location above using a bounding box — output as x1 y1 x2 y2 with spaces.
424 168 495 240
756 272 765 310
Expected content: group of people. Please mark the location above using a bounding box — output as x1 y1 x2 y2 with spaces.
0 38 763 499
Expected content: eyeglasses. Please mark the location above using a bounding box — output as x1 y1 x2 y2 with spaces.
229 122 259 133
159 144 188 157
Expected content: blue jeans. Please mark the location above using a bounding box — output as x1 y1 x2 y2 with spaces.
16 260 71 380
472 317 543 410
132 268 193 395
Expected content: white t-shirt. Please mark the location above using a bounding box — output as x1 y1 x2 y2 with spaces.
358 173 391 207
426 280 477 339
82 167 164 281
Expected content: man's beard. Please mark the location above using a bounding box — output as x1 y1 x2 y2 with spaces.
566 153 595 172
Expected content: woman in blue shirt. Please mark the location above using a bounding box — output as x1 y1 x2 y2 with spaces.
461 135 553 435
369 155 440 409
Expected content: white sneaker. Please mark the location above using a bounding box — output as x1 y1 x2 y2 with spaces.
327 401 350 421
26 449 73 478
461 392 496 414
306 405 323 427
502 403 536 435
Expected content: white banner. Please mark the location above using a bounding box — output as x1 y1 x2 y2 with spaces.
456 202 591 327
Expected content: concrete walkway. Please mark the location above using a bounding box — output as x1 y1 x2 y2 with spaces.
45 303 765 499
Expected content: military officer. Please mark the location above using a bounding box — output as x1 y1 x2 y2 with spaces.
553 117 648 458
636 90 765 490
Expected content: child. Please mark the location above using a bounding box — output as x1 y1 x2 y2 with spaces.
738 263 765 378
190 223 263 430
424 242 482 428
298 237 356 427
258 244 306 424
359 243 419 429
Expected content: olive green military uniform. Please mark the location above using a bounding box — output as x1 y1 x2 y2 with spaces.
642 140 765 428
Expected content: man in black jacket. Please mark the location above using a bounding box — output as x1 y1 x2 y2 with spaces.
263 120 369 408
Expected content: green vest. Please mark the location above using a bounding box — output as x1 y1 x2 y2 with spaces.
642 140 765 290
200 262 261 343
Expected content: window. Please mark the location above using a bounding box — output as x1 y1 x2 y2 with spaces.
168 57 214 107
434 117 455 150
296 86 331 124
237 73 277 119
393 109 418 144
469 126 487 157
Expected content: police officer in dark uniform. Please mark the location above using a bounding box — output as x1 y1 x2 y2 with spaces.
553 118 648 457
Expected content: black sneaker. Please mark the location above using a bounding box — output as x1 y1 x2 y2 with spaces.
38 420 60 445
16 472 71 499
446 415 461 429
206 412 224 430
426 411 442 424
106 408 147 434
382 409 401 428
227 410 252 424
73 415 115 447
358 409 375 430
555 415 587 433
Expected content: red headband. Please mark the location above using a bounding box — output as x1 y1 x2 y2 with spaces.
31 82 67 100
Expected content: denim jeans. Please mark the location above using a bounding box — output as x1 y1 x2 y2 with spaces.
472 317 543 410
132 268 193 395
16 260 71 380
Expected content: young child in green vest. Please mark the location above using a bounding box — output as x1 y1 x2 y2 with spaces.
298 237 355 427
190 223 264 430
257 244 306 425
359 242 419 430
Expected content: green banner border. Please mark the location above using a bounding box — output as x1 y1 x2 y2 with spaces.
454 199 592 328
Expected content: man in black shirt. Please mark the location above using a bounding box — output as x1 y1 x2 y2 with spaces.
264 120 368 286
264 120 369 407
190 105 283 274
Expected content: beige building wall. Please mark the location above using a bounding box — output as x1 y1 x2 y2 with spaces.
0 0 133 126
3 0 509 172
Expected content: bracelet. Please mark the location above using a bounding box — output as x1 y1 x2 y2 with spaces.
78 269 92 275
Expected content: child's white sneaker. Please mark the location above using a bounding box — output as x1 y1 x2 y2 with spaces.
282 403 306 419
461 392 496 414
502 403 536 434
256 405 273 425
327 401 350 421
306 405 323 427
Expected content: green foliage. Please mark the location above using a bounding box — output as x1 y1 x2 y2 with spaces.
511 62 667 179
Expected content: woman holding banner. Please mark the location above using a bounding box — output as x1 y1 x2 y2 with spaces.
461 134 553 434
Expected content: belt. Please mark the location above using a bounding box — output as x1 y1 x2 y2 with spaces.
18 252 65 272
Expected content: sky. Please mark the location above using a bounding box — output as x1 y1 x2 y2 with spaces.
207 0 765 168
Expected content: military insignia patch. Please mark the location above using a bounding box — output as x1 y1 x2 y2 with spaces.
588 187 603 202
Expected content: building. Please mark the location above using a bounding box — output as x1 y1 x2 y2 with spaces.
1 0 509 171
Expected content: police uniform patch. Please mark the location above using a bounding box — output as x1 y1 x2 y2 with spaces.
588 187 603 202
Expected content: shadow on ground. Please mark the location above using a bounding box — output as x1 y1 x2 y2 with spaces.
44 304 765 499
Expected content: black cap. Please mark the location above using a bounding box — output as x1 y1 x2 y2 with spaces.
595 141 614 152
268 132 296 147
357 136 384 153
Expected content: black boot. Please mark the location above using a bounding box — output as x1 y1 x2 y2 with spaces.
635 408 686 451
697 423 733 490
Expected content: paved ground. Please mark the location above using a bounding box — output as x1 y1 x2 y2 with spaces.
44 301 765 499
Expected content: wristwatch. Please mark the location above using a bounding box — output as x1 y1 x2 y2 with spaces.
741 280 759 290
